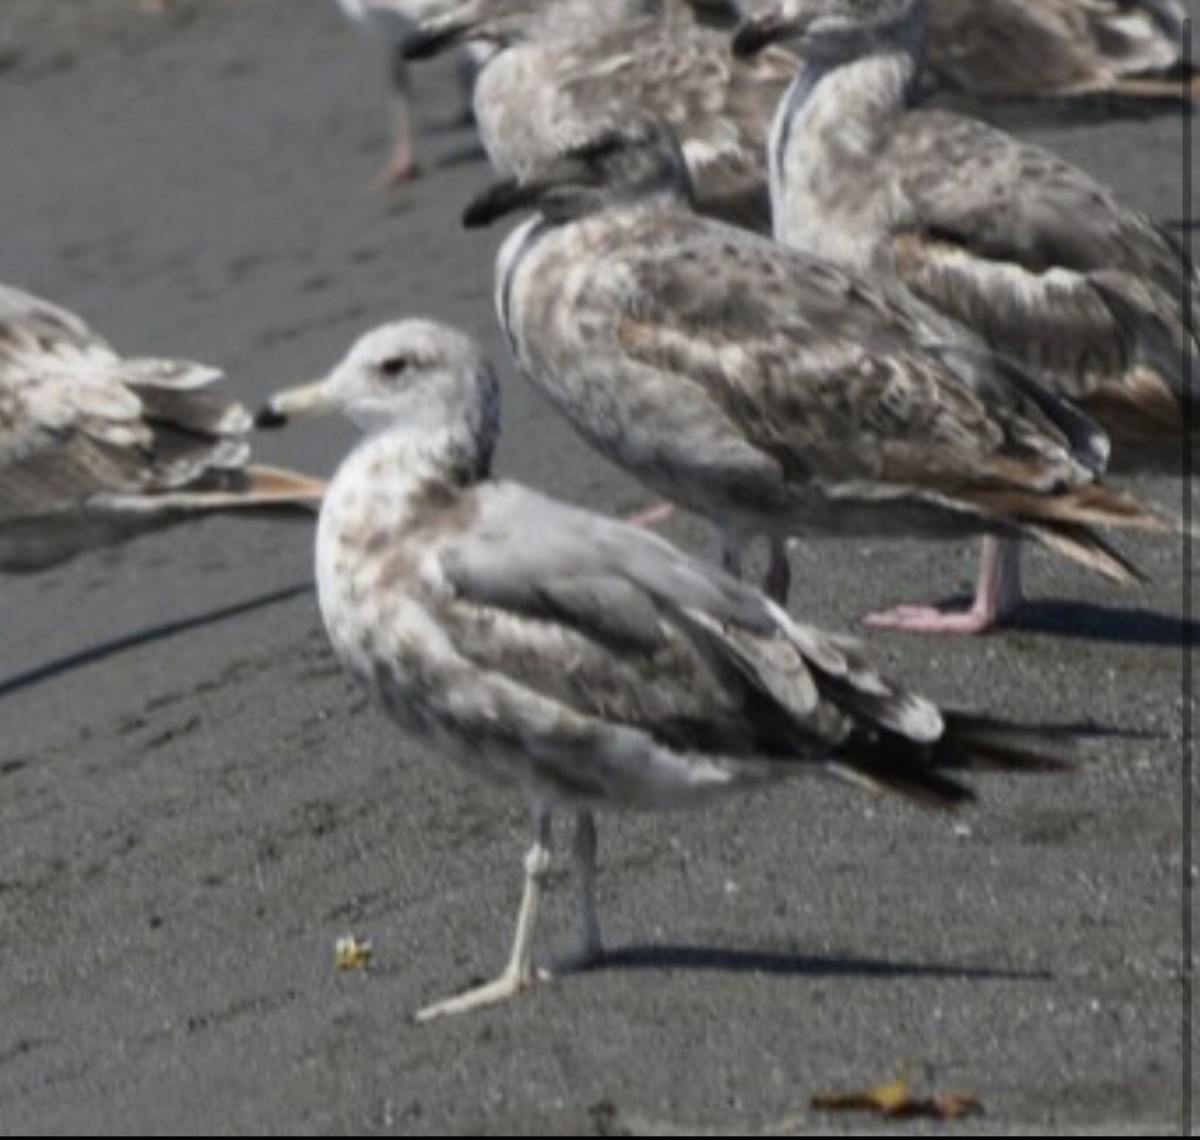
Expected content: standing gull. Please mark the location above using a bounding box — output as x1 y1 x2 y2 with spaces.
735 0 1198 631
332 0 490 183
258 318 1069 1020
404 0 795 230
464 118 1175 616
0 283 324 573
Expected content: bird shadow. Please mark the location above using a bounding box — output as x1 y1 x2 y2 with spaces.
0 582 313 701
916 596 1199 647
1006 600 1200 647
586 943 1049 983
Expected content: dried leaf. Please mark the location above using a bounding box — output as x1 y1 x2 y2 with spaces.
812 1077 982 1121
335 935 373 970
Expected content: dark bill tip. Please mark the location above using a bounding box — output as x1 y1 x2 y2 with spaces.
254 405 288 430
731 13 786 57
462 178 527 229
402 23 466 61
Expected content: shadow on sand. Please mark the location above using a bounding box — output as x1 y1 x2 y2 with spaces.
0 582 314 701
589 943 1050 983
1006 599 1200 647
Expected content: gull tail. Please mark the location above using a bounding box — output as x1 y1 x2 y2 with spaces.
963 481 1187 582
829 714 1072 810
1025 521 1146 585
107 465 326 517
1111 73 1200 102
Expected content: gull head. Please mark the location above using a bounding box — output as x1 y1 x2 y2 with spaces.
732 0 924 58
257 320 498 446
402 0 545 57
463 117 692 227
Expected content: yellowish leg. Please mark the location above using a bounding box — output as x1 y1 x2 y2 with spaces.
416 806 552 1023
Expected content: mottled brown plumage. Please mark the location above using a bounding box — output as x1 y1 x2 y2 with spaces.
406 0 795 230
925 0 1193 101
0 282 324 572
470 122 1169 619
747 0 1198 465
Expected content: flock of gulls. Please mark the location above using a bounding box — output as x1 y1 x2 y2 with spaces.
4 0 1196 1022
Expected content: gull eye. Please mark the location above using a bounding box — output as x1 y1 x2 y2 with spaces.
380 356 409 377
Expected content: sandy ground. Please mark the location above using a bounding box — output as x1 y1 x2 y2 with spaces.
0 0 1195 1133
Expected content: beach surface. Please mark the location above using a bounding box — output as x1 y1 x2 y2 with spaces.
0 1 1195 1132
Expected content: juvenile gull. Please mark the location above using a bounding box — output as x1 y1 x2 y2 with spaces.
0 283 324 573
464 119 1176 618
735 0 1198 631
405 0 795 230
924 0 1195 103
258 318 1068 1020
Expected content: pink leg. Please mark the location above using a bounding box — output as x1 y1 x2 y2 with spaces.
375 51 421 186
864 536 1024 635
625 501 676 529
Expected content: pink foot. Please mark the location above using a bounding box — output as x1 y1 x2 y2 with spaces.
372 160 422 189
625 501 676 529
866 537 1024 635
863 602 1006 635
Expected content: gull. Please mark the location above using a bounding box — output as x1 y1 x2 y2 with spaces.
923 0 1196 103
734 0 1198 631
404 0 795 230
257 317 1069 1020
0 283 324 573
332 0 491 183
462 118 1177 618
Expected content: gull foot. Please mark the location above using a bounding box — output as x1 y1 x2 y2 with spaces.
863 602 1011 635
415 968 540 1023
370 161 423 191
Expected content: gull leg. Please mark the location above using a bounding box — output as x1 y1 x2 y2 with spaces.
377 47 420 185
718 530 746 580
416 804 552 1022
561 810 603 970
625 501 675 529
455 49 478 126
864 536 1024 635
763 537 791 604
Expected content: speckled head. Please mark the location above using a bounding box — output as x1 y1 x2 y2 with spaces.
402 0 556 57
733 0 926 59
463 117 693 226
257 320 500 452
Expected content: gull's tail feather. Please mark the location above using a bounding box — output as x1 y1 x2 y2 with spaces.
829 712 1073 810
105 465 326 517
1024 520 1146 585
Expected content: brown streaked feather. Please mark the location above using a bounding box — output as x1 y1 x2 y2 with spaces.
925 0 1190 100
960 482 1173 531
1021 520 1143 585
1079 368 1187 442
0 281 324 571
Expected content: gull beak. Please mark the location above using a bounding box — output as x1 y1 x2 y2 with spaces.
402 1 484 61
255 378 337 430
463 151 598 228
731 8 793 56
462 176 546 228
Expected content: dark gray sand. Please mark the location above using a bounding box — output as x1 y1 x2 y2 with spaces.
0 1 1195 1132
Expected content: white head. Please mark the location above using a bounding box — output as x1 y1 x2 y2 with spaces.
257 320 500 468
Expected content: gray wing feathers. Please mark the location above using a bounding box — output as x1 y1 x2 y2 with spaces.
439 481 944 758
